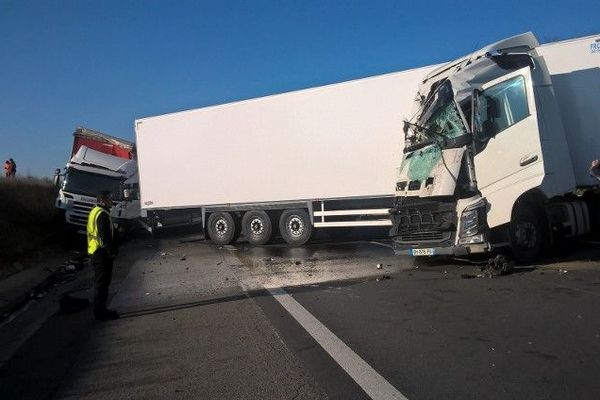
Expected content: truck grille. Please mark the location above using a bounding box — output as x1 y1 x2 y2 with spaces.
396 231 451 244
389 197 456 245
66 200 94 227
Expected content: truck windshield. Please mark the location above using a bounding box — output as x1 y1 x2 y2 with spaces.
63 168 123 200
405 80 468 151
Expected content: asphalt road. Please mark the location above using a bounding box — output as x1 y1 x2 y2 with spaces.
2 231 600 400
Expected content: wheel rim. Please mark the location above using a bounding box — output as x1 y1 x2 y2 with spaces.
514 221 537 249
288 216 305 237
250 217 264 236
215 218 229 237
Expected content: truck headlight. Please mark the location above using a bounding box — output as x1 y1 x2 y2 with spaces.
459 200 487 238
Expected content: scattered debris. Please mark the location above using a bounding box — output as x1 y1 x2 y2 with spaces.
294 261 302 266
307 273 313 277
264 257 273 262
376 274 391 282
180 255 186 261
216 261 223 266
461 273 477 279
577 314 583 319
33 290 47 299
160 252 166 256
64 264 76 273
145 292 150 296
480 255 515 278
559 268 568 274
376 263 383 269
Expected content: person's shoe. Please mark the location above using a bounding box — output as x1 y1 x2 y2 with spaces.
94 309 120 321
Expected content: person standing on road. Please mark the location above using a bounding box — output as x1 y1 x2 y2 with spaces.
87 191 120 320
9 158 16 177
4 160 11 178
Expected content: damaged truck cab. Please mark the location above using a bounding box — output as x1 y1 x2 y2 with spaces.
390 33 600 262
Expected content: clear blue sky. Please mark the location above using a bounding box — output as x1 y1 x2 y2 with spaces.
1 0 598 177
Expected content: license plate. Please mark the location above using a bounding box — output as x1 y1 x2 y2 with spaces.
411 248 435 256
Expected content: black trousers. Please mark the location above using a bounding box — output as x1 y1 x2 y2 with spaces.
91 249 114 312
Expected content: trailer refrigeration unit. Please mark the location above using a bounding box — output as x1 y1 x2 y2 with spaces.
390 33 600 262
135 65 437 245
55 127 140 233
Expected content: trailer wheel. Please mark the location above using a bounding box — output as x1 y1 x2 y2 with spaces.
509 203 544 264
207 212 237 245
242 211 273 245
279 209 312 246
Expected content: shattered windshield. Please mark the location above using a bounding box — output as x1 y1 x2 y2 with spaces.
405 80 468 150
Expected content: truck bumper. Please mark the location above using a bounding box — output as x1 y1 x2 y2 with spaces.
393 241 491 257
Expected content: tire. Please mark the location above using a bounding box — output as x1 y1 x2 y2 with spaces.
279 209 312 246
207 212 237 245
509 203 545 264
242 210 273 246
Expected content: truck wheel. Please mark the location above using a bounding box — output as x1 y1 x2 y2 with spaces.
207 212 237 245
279 209 312 246
242 211 273 245
509 204 544 264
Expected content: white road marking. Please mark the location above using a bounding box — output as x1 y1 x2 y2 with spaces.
369 241 393 249
268 287 408 400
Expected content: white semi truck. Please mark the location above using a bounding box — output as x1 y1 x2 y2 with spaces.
135 65 436 245
55 128 140 233
390 33 600 262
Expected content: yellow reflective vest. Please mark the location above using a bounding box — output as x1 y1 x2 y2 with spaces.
87 206 113 255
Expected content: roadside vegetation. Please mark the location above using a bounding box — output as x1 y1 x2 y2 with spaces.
0 177 61 269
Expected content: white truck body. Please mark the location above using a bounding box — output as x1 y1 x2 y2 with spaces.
56 143 140 231
391 33 600 261
537 38 600 187
136 65 436 211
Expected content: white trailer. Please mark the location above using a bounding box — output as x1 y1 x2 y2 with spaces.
135 65 436 245
390 33 600 262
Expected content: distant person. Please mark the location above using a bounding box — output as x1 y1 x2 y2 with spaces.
87 191 120 321
9 158 16 177
590 160 600 180
3 160 11 178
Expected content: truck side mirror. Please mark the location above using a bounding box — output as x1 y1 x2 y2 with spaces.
53 169 61 187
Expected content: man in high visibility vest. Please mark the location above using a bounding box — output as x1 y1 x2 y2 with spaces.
87 191 119 320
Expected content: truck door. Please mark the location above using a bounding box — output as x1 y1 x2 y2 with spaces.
473 66 545 228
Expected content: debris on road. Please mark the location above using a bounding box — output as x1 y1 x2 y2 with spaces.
376 274 391 282
294 261 302 266
180 255 186 261
64 264 76 273
480 255 515 278
559 268 568 274
376 263 382 269
160 252 166 256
